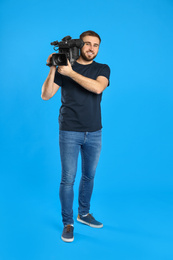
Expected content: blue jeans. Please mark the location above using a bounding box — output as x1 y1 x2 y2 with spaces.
59 130 102 226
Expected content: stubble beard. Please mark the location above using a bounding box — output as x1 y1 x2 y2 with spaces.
80 50 97 62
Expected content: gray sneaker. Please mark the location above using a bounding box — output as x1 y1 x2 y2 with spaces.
61 225 74 242
77 213 103 228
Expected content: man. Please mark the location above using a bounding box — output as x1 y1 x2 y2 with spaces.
41 30 110 242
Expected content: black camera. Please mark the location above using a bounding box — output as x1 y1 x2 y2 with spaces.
46 36 84 67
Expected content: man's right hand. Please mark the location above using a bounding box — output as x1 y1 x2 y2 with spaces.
46 53 56 67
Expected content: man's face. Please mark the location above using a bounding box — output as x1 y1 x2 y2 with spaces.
80 36 100 62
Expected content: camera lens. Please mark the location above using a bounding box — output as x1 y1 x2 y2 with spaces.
57 54 67 65
52 54 67 66
57 56 63 63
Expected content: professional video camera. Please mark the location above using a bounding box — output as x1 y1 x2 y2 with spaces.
46 36 84 67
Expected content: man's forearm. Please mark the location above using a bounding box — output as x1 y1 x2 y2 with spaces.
69 70 102 94
41 66 56 100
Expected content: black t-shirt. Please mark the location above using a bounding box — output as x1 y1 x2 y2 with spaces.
54 61 110 132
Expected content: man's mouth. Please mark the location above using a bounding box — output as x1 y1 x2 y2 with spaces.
87 52 94 55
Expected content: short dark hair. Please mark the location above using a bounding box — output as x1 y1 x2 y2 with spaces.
80 30 101 43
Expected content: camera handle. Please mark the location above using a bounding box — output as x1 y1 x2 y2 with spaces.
46 63 52 67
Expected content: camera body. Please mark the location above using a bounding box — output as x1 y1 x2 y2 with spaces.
47 36 84 67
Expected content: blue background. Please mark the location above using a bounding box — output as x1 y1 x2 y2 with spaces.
0 0 173 259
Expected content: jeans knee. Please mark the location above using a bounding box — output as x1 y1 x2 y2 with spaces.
82 173 95 182
61 171 76 186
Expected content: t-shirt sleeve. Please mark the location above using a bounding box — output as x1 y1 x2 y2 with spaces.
97 64 111 86
54 69 63 86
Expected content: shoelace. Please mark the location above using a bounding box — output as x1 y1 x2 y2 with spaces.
87 213 95 223
65 225 73 233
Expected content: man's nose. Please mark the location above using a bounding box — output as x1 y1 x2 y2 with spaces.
89 45 94 51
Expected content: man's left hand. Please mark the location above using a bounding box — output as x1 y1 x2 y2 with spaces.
58 59 73 77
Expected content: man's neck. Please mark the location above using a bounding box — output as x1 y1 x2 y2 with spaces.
76 56 94 65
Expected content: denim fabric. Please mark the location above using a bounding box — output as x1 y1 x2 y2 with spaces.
59 130 102 226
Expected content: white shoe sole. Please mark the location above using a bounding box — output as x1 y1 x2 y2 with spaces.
61 236 74 242
77 217 103 228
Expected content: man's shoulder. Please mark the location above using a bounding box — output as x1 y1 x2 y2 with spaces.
93 61 109 67
92 61 110 74
93 61 111 82
92 61 110 72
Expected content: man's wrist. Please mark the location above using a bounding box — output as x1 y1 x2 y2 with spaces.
50 66 56 73
69 69 76 79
